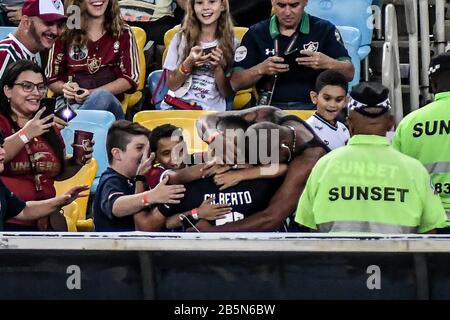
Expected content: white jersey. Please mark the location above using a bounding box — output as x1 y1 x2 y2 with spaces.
306 113 349 150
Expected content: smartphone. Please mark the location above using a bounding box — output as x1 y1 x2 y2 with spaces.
280 48 303 66
202 46 216 56
39 98 56 122
55 105 77 122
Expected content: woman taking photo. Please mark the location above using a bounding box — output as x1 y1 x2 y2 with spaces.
0 60 93 231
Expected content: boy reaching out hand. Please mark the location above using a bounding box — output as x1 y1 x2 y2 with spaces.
93 120 185 232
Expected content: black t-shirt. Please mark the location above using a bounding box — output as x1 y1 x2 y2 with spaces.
158 175 282 226
0 180 25 230
93 167 136 232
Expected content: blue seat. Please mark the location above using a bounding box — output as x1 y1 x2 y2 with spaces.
306 0 373 60
148 69 169 110
336 26 362 89
60 110 115 193
0 26 16 40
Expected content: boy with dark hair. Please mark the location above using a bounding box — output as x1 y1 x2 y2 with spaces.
307 70 350 150
94 120 185 232
296 82 446 233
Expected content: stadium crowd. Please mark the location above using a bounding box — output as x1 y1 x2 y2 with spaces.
0 0 447 234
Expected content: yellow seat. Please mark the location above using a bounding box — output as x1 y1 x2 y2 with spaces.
62 202 78 232
134 110 215 153
287 110 315 120
162 26 254 110
54 158 98 231
162 25 180 64
122 26 147 113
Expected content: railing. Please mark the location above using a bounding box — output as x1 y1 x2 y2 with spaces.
435 0 446 54
2 233 450 299
419 0 432 104
405 0 420 111
382 4 404 124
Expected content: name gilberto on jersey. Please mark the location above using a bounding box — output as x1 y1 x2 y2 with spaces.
204 192 253 205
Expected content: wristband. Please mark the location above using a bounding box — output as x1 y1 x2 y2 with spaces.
142 191 150 206
207 131 222 144
18 129 29 144
190 208 199 220
179 62 192 75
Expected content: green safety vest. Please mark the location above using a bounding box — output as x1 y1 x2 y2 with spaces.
296 135 447 233
393 91 450 219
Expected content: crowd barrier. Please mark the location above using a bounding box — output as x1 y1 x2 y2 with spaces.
2 233 450 299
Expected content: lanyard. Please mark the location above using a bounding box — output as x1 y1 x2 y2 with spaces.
274 31 300 56
261 31 299 105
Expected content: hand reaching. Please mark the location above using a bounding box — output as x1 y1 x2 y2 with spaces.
57 185 90 207
197 198 232 220
214 170 243 190
147 176 186 204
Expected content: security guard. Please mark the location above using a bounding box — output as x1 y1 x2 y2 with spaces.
295 82 446 233
393 52 450 223
231 0 354 109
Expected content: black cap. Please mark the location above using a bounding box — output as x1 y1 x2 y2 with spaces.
429 51 450 77
347 82 391 117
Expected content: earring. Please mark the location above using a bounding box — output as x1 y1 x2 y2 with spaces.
281 143 292 162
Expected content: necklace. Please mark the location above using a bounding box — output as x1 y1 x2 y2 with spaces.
286 125 297 155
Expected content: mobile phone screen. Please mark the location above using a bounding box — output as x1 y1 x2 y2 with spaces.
202 46 216 56
39 98 56 121
55 105 77 122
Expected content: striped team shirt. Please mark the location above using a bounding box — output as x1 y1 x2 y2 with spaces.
0 33 38 81
46 25 140 101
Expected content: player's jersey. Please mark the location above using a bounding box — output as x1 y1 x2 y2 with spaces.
158 175 282 226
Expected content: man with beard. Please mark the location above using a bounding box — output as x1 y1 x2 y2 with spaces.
0 0 66 80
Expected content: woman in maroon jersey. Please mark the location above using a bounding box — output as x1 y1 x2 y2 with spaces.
0 60 93 231
46 0 140 120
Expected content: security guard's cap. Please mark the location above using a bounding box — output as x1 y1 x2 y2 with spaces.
347 82 391 118
429 51 450 77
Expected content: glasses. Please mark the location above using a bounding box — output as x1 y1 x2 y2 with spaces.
13 81 47 93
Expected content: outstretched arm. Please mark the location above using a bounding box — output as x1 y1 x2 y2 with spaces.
195 147 326 231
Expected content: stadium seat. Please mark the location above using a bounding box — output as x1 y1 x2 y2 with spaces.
288 110 315 120
60 110 116 193
134 110 215 153
54 158 97 232
121 26 147 113
0 26 16 40
336 26 362 88
147 69 168 110
159 25 254 110
62 202 79 232
306 0 373 60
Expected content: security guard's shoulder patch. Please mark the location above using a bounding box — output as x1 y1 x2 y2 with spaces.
234 46 248 62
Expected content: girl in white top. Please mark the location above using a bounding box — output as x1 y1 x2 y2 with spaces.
162 0 236 111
